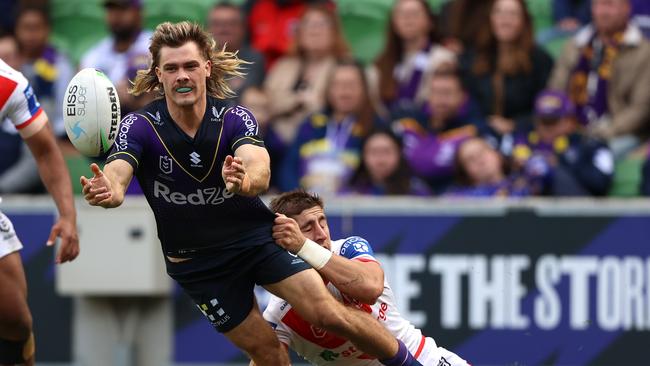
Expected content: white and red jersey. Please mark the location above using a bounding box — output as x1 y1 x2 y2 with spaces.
263 236 470 366
0 58 48 139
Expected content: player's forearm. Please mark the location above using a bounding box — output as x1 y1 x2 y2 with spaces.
319 256 384 305
102 162 131 207
33 144 76 220
241 160 270 197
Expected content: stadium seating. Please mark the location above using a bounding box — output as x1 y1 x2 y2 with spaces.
337 0 391 64
50 0 241 64
50 0 107 64
65 155 93 195
609 156 644 197
526 0 553 32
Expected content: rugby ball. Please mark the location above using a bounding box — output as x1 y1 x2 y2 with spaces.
62 68 121 157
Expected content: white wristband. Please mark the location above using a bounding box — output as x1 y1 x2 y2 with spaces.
296 239 332 270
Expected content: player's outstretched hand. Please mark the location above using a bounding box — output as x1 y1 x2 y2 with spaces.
222 155 250 194
47 217 80 264
272 214 306 253
81 163 113 207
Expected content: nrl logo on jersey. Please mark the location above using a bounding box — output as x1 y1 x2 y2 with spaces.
147 111 163 125
159 155 172 174
211 106 225 122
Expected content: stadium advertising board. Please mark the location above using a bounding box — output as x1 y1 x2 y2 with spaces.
175 206 649 365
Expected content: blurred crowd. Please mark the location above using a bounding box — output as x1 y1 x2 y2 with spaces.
2 0 650 198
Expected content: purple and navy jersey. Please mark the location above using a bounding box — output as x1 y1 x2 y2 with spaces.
105 97 275 256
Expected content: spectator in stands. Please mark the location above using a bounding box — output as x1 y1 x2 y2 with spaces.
392 69 487 193
446 137 530 197
549 0 650 158
247 0 332 68
438 0 494 54
511 90 613 196
264 4 350 145
207 2 264 104
345 128 430 196
0 31 20 69
15 5 73 137
370 0 455 116
0 33 44 193
460 0 554 137
537 0 592 44
80 0 152 115
280 60 379 194
240 87 286 192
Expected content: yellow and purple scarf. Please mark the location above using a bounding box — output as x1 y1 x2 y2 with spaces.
568 32 624 126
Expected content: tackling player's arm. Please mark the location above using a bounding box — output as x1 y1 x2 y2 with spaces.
222 144 270 197
273 216 384 304
318 253 384 305
81 160 134 208
24 123 80 263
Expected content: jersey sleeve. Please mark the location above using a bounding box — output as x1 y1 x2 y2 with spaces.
338 236 378 263
262 297 293 346
224 106 265 151
105 113 146 170
4 74 48 139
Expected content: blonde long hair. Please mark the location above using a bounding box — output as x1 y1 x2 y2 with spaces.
130 21 246 99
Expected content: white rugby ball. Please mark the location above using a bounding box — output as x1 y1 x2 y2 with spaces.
62 68 121 157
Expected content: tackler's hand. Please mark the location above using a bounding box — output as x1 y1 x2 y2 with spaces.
272 214 306 253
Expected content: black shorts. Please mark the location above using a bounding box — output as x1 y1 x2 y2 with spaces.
167 241 311 333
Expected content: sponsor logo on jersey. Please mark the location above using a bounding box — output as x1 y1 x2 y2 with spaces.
437 356 451 366
189 151 202 167
147 111 162 125
279 301 289 311
159 155 172 174
153 180 234 205
231 107 257 136
340 236 372 257
0 214 11 233
22 84 40 115
319 350 339 362
197 298 230 328
115 114 137 151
